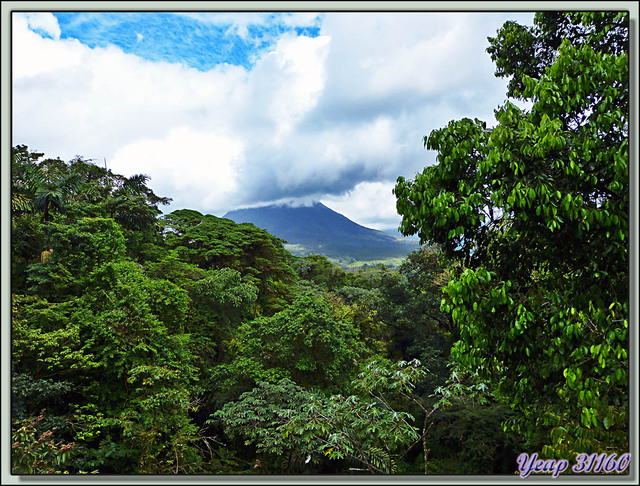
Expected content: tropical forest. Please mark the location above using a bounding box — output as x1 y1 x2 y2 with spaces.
10 12 630 477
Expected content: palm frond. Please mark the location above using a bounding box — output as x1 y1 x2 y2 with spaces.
11 193 34 212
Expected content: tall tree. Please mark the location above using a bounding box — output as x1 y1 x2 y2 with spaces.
162 209 297 314
394 12 629 456
11 146 84 222
218 289 364 393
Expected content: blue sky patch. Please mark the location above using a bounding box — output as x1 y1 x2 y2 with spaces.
27 26 57 39
49 12 322 71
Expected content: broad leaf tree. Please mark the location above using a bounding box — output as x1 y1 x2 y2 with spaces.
162 209 297 314
214 360 428 474
219 290 364 392
394 12 629 456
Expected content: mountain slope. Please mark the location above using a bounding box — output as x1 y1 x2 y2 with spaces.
223 202 417 263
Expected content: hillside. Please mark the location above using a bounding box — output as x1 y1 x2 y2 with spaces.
223 202 418 264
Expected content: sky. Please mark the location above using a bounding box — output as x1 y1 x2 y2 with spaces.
11 9 536 232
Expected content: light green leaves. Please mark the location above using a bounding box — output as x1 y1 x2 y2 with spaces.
214 363 424 474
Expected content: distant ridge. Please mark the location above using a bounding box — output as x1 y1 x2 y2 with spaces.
223 202 418 264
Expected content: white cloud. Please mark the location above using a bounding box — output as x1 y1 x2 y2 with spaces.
247 33 330 143
321 181 401 231
12 11 535 228
109 127 243 211
12 14 85 78
13 15 248 188
23 12 61 39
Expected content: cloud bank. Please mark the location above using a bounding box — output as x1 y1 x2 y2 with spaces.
12 10 534 230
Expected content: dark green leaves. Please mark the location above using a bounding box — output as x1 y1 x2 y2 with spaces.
395 12 629 456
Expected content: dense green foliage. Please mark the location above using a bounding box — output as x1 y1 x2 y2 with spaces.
395 11 629 458
11 143 519 475
11 11 628 477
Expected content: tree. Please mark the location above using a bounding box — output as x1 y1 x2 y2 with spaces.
162 210 297 314
33 171 84 223
11 145 45 214
487 12 629 100
24 217 127 299
11 410 76 474
394 12 629 456
11 147 212 474
61 260 200 473
12 146 171 260
213 360 428 474
292 254 348 291
188 267 260 380
218 289 364 393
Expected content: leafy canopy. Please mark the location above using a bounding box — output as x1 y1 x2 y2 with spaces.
394 11 629 456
